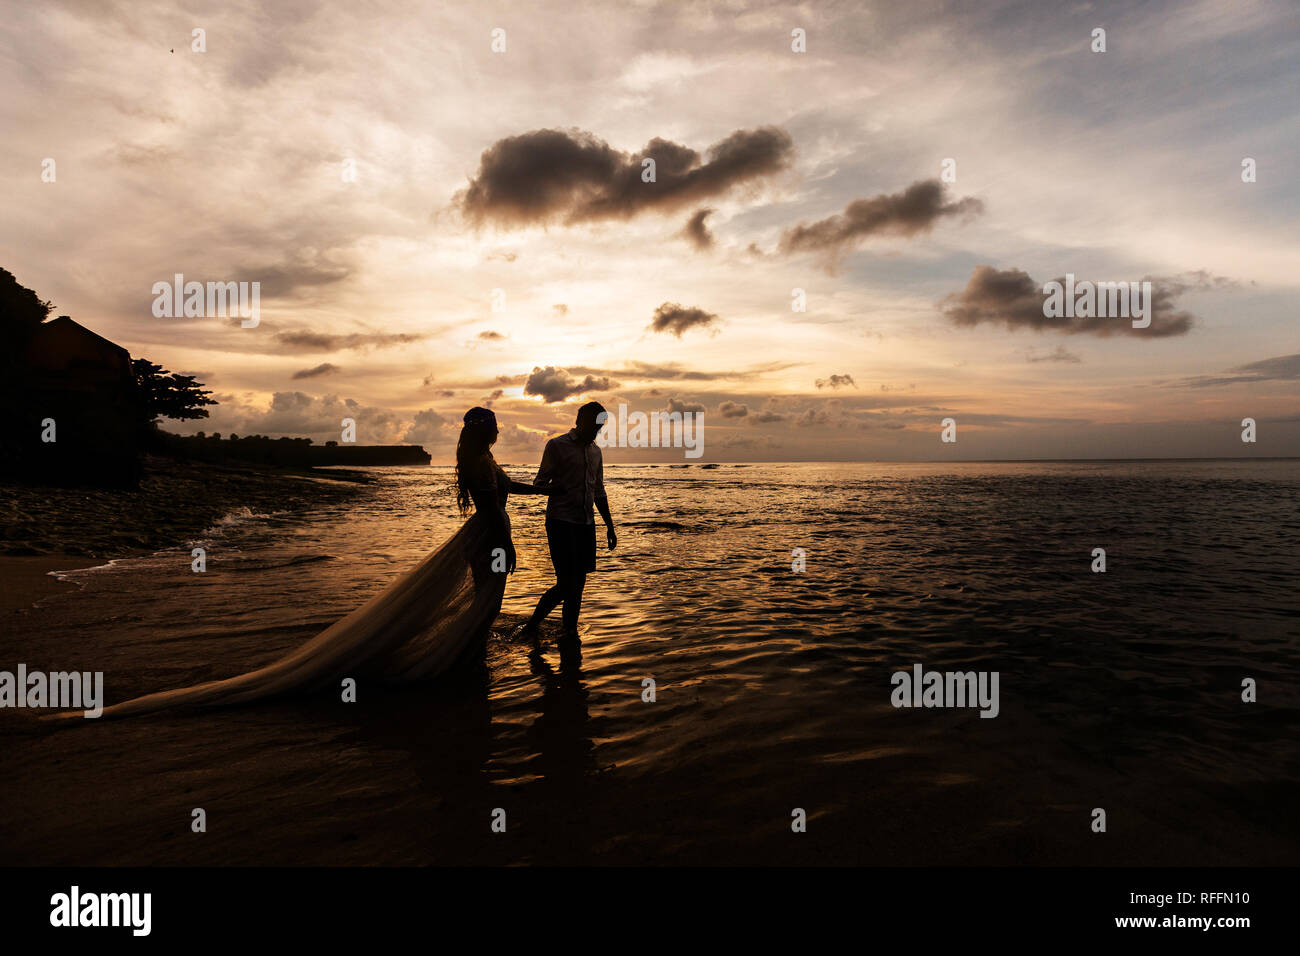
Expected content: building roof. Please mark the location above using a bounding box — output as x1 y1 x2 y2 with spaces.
24 316 133 378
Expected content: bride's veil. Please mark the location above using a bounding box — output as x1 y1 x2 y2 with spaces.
44 513 507 722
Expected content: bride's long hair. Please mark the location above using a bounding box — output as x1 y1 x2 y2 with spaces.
455 407 498 515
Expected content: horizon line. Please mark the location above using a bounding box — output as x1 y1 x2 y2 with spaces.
471 455 1300 465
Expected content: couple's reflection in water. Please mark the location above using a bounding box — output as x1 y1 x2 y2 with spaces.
523 634 595 785
351 625 597 859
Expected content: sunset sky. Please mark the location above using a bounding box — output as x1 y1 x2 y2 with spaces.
4 0 1297 461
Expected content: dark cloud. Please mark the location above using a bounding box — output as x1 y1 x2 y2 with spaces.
274 330 428 352
754 410 787 423
682 208 715 250
478 330 505 340
524 366 619 403
780 180 983 260
455 126 793 228
718 401 749 418
649 302 719 337
816 373 856 389
1174 352 1300 388
291 362 341 379
941 266 1202 338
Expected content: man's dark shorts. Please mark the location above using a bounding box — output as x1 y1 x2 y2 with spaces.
546 518 597 577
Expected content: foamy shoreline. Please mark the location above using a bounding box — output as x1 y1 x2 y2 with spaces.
0 455 367 612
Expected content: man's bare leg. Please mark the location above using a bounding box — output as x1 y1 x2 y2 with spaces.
560 572 586 638
520 584 563 641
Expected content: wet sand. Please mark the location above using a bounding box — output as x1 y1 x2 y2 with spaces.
0 556 85 613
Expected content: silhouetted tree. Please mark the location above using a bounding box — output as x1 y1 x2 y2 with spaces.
131 359 217 423
0 267 53 366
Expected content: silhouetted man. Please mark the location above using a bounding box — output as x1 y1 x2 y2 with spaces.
521 402 616 642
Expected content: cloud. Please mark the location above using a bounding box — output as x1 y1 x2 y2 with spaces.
666 397 705 414
682 208 715 250
496 422 549 453
105 143 177 168
403 408 449 443
1174 352 1300 388
240 253 351 297
523 366 619 403
552 304 569 316
714 433 777 450
780 180 983 261
816 373 856 389
940 266 1203 338
221 392 406 444
455 126 793 228
754 410 787 423
1025 346 1081 364
291 362 341 379
274 330 429 353
718 401 749 418
566 360 801 382
421 373 454 395
648 302 719 337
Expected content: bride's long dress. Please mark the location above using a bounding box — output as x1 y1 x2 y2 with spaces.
43 465 513 721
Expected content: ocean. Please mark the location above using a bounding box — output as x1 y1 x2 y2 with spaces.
4 459 1298 864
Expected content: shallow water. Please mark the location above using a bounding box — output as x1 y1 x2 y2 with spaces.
4 460 1299 864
